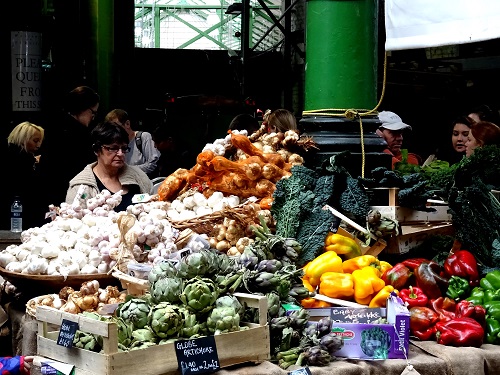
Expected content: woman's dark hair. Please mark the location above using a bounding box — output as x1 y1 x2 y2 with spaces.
91 121 129 152
63 86 100 115
228 114 260 133
451 115 475 129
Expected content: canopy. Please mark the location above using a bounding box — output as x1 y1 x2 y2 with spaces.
385 0 500 51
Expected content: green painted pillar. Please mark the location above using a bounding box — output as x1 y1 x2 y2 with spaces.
304 0 378 111
89 0 114 111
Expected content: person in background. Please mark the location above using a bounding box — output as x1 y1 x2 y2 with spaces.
376 111 421 169
465 121 500 157
0 355 33 374
152 125 194 177
228 113 261 134
265 108 298 133
425 115 475 166
38 86 100 208
66 122 152 212
1 122 45 229
104 109 160 178
468 104 500 124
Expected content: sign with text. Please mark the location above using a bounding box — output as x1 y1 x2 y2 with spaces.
174 336 220 375
11 30 42 112
56 319 79 348
330 307 384 324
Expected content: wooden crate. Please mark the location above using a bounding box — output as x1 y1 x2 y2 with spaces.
371 205 452 224
36 292 270 375
384 223 455 254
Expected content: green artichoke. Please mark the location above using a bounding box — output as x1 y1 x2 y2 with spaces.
150 276 183 304
148 260 179 284
148 302 184 338
131 327 158 343
116 297 151 330
207 306 240 334
179 277 219 314
215 295 244 320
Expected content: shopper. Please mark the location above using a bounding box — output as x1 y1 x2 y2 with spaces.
1 122 45 229
465 120 500 157
376 111 421 169
66 121 152 212
468 104 500 124
0 355 33 374
152 125 194 177
265 109 298 133
38 86 100 208
228 113 261 134
104 109 160 178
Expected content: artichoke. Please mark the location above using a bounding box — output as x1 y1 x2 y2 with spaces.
179 277 219 314
207 306 240 334
148 260 179 283
215 295 245 320
110 316 133 347
116 297 151 329
148 302 184 338
131 327 158 343
178 306 202 338
319 332 344 356
150 276 183 304
177 250 215 279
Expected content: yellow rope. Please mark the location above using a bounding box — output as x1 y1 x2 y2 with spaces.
301 52 389 177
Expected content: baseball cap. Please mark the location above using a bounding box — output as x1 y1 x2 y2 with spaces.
378 111 412 131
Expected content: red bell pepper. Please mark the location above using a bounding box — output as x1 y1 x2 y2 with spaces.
401 258 429 271
444 250 480 287
381 263 412 290
435 317 484 347
409 306 439 341
399 286 428 308
414 261 449 299
430 297 456 322
455 300 486 328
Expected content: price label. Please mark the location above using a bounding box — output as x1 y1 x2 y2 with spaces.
56 319 79 347
174 336 220 375
289 367 312 375
330 307 384 323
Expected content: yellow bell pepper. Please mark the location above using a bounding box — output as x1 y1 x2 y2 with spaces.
319 272 354 299
324 232 362 259
368 285 398 308
352 266 386 305
379 261 393 275
302 277 315 292
304 251 343 287
342 255 381 274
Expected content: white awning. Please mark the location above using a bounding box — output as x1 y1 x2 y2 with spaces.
385 0 500 51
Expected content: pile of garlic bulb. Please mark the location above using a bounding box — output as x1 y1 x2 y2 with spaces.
0 192 181 276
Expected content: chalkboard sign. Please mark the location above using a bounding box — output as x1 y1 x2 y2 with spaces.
330 307 384 323
57 319 79 347
174 336 220 375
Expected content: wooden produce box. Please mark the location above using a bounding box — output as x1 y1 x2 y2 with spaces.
36 293 270 375
384 223 455 254
371 205 452 224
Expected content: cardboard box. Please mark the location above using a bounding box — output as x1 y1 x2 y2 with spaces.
307 294 410 360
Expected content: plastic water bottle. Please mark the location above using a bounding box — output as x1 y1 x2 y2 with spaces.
10 197 23 233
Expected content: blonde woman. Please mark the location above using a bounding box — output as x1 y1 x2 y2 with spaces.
2 121 45 229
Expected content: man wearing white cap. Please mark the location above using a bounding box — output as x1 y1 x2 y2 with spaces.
376 111 421 169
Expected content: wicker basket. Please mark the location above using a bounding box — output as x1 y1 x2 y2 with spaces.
169 205 257 235
26 294 59 318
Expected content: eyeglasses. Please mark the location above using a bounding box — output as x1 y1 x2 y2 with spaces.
88 108 98 117
102 145 130 154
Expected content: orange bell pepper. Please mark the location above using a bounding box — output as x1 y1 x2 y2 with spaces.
300 297 332 308
319 272 354 299
304 251 343 287
352 266 386 305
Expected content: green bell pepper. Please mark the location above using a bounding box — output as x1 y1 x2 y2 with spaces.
466 286 485 306
485 318 500 344
484 289 500 303
446 275 470 300
480 270 500 290
484 301 500 321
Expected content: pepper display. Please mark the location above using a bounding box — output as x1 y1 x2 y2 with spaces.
368 285 397 308
381 263 412 291
446 275 470 301
318 272 354 299
351 266 385 305
485 318 500 344
399 286 428 308
414 261 449 299
454 300 486 328
480 269 500 291
401 258 428 271
324 232 361 259
303 251 343 287
466 286 485 305
444 250 479 287
435 317 484 347
430 297 456 321
409 306 439 341
342 255 381 275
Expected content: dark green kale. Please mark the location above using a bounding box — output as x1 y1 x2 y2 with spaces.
397 180 437 212
339 176 371 222
360 326 391 359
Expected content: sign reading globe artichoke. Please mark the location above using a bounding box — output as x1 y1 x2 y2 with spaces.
116 298 151 330
149 302 184 338
180 277 219 314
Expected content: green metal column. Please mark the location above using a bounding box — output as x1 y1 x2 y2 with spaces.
89 0 114 111
304 0 378 111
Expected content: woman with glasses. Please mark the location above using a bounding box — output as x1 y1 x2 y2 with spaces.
38 86 101 210
65 122 152 212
